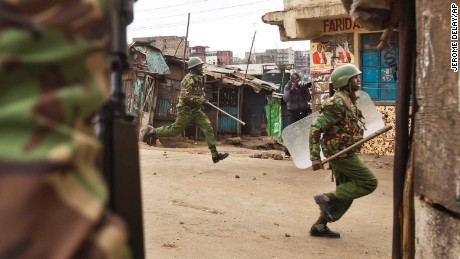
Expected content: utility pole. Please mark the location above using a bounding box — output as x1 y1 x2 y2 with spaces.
237 30 257 136
183 13 190 76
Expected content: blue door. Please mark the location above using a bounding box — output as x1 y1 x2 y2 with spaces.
361 33 398 101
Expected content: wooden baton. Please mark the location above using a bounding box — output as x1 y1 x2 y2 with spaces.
321 125 393 165
206 102 246 125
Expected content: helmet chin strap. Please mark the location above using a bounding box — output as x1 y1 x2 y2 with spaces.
347 82 358 102
191 66 203 75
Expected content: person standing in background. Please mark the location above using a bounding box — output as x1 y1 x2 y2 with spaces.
282 73 312 158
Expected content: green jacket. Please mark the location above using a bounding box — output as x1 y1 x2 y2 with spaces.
0 0 128 257
176 71 206 114
309 90 365 161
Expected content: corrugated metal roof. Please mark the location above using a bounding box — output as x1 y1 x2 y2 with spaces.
226 64 277 75
129 42 170 75
204 65 280 93
251 78 279 90
206 66 235 74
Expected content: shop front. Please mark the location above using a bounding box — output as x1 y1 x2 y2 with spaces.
263 3 398 155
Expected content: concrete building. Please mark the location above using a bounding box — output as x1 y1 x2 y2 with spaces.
276 47 295 66
243 51 257 64
191 47 233 66
231 56 246 65
251 52 277 64
217 51 233 66
245 49 284 65
246 48 295 66
251 49 280 64
190 46 209 63
133 36 189 58
205 51 218 65
265 49 278 61
294 50 309 73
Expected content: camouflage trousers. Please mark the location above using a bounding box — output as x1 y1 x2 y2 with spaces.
326 155 378 222
155 110 217 148
0 1 129 258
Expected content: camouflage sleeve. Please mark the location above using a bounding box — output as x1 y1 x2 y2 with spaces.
0 1 129 258
309 98 344 161
180 75 205 107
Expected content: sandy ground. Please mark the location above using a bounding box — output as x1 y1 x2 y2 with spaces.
139 138 393 259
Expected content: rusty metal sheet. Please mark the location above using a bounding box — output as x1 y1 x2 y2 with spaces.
132 45 170 75
251 78 279 91
221 78 243 87
205 66 235 74
205 66 278 93
205 70 225 79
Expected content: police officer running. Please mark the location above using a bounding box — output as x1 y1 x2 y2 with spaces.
143 57 229 163
308 64 378 238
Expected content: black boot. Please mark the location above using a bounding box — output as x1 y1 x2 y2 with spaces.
210 147 229 163
142 125 157 146
309 224 340 238
284 148 290 158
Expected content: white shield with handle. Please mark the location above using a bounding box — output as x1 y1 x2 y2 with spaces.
281 90 385 169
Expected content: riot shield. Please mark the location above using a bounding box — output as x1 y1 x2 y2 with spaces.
282 90 384 169
356 91 386 137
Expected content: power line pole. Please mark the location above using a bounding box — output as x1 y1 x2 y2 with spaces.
183 13 190 76
237 30 257 135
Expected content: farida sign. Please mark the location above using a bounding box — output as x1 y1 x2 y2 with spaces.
323 18 362 33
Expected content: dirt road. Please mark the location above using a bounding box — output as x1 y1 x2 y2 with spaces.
139 140 393 259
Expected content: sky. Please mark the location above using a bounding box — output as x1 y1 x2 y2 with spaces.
127 0 310 59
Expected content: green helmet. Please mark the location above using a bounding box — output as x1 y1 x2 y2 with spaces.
187 57 204 69
331 64 362 89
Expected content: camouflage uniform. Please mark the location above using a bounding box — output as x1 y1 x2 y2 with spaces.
0 1 128 258
309 90 378 222
154 71 217 148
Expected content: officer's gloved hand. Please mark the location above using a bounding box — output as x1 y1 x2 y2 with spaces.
312 160 324 171
203 99 209 105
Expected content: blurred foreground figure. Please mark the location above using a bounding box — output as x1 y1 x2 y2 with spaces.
0 1 128 258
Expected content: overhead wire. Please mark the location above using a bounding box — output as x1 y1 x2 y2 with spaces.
136 0 209 12
133 0 272 22
129 8 277 31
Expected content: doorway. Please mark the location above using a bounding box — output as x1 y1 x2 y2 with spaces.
360 33 399 101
